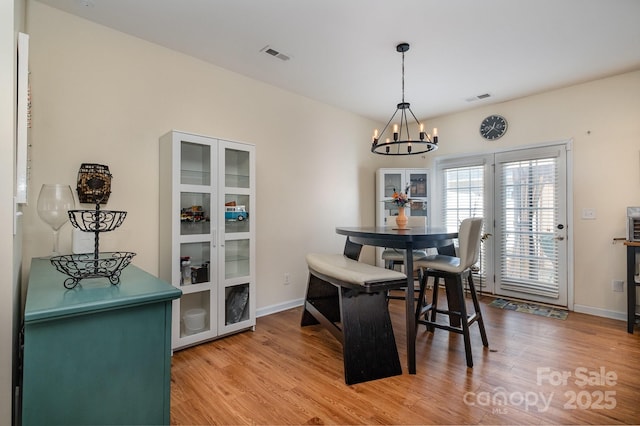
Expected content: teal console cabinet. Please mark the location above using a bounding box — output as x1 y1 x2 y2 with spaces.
22 258 182 426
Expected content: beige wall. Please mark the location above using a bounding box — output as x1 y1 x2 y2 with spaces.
23 1 389 313
22 1 640 323
399 71 640 318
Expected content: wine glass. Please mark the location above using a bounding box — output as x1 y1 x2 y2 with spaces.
37 184 76 257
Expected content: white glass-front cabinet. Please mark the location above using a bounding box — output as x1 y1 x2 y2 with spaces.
160 131 255 350
375 168 429 266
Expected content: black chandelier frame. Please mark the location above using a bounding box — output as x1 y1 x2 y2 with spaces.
371 43 438 156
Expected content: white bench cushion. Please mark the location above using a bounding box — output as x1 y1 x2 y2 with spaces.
306 253 406 285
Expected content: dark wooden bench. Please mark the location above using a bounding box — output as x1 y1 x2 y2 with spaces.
301 249 407 384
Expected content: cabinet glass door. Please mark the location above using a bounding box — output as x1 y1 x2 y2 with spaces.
383 172 403 218
181 142 211 185
224 193 250 234
225 148 250 188
174 135 217 346
222 146 251 234
179 290 214 338
224 239 250 279
180 192 211 235
408 171 428 217
409 172 427 198
179 242 211 286
219 142 254 334
383 172 403 197
224 283 250 325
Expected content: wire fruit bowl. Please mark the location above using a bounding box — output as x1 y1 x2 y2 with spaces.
68 209 127 232
51 251 136 289
50 205 134 288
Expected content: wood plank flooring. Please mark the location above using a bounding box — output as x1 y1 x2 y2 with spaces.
170 293 640 425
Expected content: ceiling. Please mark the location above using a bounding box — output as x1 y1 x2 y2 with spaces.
35 0 640 123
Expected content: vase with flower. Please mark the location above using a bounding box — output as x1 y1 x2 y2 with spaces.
390 185 412 229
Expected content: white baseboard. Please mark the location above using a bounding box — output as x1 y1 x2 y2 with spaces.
257 298 635 325
572 304 628 322
256 298 304 318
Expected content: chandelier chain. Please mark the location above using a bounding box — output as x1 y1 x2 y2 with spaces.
401 50 405 104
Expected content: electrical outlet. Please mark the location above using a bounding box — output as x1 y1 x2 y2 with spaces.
612 280 624 292
284 272 290 285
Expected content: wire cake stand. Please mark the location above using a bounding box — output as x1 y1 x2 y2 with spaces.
50 204 136 289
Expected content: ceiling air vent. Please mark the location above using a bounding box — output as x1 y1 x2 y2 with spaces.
260 45 291 61
466 93 492 102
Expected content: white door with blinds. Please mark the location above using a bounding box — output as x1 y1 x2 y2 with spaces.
435 143 570 307
494 146 568 306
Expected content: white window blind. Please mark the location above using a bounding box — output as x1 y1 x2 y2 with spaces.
498 156 559 297
441 165 485 232
440 163 487 284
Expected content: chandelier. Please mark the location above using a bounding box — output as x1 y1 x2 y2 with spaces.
371 43 438 155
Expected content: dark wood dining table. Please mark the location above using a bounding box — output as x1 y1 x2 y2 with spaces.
336 226 458 374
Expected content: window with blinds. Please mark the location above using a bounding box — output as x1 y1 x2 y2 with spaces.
441 165 485 232
440 163 487 286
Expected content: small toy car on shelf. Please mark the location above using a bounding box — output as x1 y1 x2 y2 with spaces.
225 205 248 221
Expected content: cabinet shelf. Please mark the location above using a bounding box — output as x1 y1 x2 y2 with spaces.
181 170 211 186
179 281 211 293
225 173 250 188
180 183 212 192
180 235 210 245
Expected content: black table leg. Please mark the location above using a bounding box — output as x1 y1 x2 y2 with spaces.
627 245 637 334
404 243 416 374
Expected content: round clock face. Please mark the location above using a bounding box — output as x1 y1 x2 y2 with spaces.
480 115 508 140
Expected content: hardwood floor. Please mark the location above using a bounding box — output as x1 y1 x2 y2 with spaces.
170 293 640 425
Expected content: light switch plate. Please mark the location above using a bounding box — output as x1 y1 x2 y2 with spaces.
581 208 596 220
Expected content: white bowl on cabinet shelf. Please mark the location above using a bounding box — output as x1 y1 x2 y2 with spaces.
183 308 206 333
